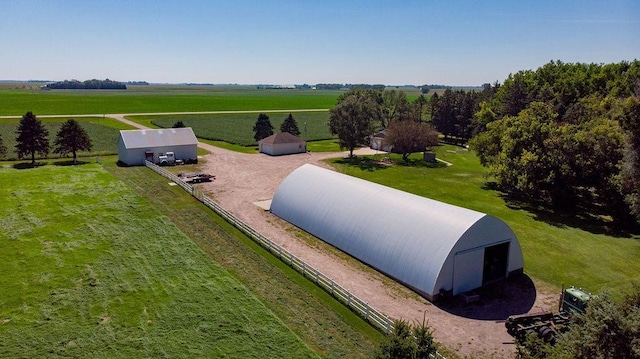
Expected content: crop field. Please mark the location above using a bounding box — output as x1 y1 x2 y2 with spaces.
0 117 134 160
145 111 333 146
329 147 640 298
0 163 326 358
0 85 342 116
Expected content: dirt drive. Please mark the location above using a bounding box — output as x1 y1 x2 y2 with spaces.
194 143 557 358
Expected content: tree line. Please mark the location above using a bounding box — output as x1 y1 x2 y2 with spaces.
470 60 640 225
44 79 127 90
0 112 92 165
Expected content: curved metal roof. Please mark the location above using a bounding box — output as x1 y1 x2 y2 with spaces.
270 164 523 298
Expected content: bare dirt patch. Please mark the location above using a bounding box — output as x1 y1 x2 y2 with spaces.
193 144 556 358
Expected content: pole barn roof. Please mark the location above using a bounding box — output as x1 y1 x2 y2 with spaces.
119 128 198 149
270 164 524 300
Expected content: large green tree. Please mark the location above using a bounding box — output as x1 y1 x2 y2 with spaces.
328 89 380 157
381 89 410 128
620 97 640 222
280 113 301 137
384 120 439 162
15 111 49 165
53 119 93 165
253 113 273 142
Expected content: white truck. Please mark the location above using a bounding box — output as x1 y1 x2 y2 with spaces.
158 152 183 166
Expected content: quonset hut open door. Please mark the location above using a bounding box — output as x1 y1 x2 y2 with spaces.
453 240 510 295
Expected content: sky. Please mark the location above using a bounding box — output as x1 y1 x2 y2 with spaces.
1 0 638 86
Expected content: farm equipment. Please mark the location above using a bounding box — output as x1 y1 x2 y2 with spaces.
505 286 591 344
178 172 215 184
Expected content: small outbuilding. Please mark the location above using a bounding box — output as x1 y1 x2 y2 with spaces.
369 129 392 152
259 132 306 156
270 164 524 301
117 127 198 166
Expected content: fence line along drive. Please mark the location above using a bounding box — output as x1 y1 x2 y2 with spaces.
144 161 445 359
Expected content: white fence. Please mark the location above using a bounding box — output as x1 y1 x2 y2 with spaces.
144 161 445 358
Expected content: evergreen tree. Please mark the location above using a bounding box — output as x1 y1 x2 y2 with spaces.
172 120 186 128
53 119 92 165
0 133 7 159
15 111 49 165
253 113 273 142
280 113 300 137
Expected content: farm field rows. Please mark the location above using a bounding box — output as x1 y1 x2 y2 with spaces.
0 163 324 358
329 148 640 298
0 85 342 116
145 111 332 146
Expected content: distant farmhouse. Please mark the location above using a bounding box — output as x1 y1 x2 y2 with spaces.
258 132 306 156
117 128 198 166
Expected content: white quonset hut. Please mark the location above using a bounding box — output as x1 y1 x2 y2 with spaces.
270 164 524 301
117 128 198 166
258 132 306 156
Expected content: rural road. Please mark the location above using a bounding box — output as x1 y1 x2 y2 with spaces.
6 111 554 357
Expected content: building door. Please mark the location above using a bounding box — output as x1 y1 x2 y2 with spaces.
482 242 509 284
453 248 484 295
145 151 154 162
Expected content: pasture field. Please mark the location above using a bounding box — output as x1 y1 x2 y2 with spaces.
0 163 321 358
145 111 332 146
0 117 134 160
329 146 640 298
0 85 341 116
105 161 382 358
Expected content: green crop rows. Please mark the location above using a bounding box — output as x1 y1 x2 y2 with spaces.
146 111 332 146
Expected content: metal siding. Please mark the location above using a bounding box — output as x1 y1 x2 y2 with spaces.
270 164 526 298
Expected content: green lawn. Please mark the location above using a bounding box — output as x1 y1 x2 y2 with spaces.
0 117 134 160
0 163 322 358
328 146 640 298
0 86 341 116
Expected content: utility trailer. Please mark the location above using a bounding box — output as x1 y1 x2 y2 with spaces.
505 286 591 344
177 172 215 184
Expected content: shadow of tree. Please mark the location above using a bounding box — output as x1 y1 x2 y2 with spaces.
53 160 90 166
334 156 389 172
435 273 538 321
482 182 639 238
12 162 46 169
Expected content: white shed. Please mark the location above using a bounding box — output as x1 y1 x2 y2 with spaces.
259 132 306 156
270 164 524 301
117 128 198 166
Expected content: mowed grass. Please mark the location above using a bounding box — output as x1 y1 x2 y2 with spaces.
141 111 332 146
106 161 382 358
328 145 640 298
0 117 134 160
0 163 320 358
0 85 340 116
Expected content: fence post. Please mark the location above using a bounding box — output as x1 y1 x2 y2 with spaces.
366 302 370 320
386 317 391 334
330 280 334 295
302 262 306 277
347 292 351 307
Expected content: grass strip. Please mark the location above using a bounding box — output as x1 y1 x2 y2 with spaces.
105 160 382 358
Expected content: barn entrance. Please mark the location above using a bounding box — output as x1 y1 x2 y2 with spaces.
482 242 509 284
145 151 154 162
